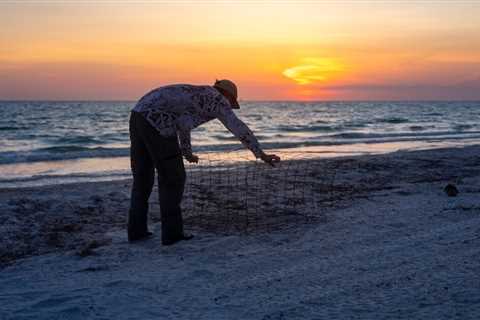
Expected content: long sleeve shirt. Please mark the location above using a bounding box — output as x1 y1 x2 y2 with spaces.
132 84 263 158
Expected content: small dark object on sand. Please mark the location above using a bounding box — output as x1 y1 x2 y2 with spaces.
77 245 97 257
76 239 110 257
444 184 459 197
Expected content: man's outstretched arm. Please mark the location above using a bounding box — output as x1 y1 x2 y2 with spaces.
215 107 280 165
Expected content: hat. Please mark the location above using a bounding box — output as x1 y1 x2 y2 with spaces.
214 79 240 108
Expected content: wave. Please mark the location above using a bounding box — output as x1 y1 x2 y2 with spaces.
374 117 409 124
1 130 480 166
38 145 98 153
0 126 29 131
453 124 474 131
54 136 104 145
409 125 430 131
277 125 338 132
0 170 131 184
329 130 480 140
0 146 130 165
212 134 271 141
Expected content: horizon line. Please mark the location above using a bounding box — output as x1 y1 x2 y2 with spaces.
1 99 480 103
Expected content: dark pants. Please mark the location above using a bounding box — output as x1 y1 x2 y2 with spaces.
128 111 186 242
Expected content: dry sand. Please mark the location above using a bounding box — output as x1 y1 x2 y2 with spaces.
1 145 480 319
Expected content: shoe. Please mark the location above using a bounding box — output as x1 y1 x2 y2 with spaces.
162 233 194 246
128 231 153 243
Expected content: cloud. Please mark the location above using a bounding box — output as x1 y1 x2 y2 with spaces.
282 57 343 85
0 61 161 100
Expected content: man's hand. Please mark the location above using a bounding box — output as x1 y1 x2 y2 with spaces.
185 154 199 163
260 153 281 166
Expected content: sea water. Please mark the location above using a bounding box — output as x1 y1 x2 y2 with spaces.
1 101 479 187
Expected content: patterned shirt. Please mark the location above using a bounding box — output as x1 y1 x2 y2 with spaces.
132 84 263 158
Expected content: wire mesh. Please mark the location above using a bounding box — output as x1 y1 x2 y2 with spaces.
177 149 342 234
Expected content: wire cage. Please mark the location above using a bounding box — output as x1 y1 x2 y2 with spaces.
178 149 341 234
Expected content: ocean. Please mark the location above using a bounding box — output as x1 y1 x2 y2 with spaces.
1 101 479 188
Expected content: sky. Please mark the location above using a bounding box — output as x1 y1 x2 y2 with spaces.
1 1 480 101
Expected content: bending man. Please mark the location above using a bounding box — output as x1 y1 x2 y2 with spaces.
128 79 280 245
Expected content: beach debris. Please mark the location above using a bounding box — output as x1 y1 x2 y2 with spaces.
76 245 96 257
51 221 83 233
444 184 459 197
76 238 111 257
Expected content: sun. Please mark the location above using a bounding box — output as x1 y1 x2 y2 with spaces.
283 57 344 85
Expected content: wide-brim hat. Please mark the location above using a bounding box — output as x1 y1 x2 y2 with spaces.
214 79 240 108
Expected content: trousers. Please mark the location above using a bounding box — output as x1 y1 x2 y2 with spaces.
128 111 186 242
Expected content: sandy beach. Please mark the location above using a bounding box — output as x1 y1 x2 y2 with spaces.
3 1 480 318
1 145 480 319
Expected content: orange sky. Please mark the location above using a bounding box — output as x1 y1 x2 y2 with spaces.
1 1 480 100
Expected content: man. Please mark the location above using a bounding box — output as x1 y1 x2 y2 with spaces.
128 79 280 245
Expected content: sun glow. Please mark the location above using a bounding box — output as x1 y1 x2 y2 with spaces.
282 58 344 85
1 2 480 100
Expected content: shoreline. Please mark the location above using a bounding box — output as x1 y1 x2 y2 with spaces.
1 139 479 189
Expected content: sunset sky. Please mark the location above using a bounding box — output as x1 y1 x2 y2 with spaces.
1 1 480 100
